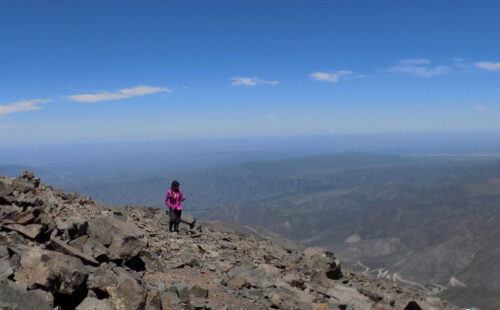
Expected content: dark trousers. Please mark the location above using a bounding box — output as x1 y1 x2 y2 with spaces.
169 208 182 231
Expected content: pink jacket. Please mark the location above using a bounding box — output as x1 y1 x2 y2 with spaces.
165 189 184 210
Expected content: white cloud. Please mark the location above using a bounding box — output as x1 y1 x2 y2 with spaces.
474 61 500 71
0 99 52 116
450 57 468 68
475 106 486 111
309 70 353 83
386 59 448 77
230 77 279 86
65 85 171 103
265 115 277 120
398 58 431 65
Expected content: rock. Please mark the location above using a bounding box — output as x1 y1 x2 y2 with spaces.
326 285 372 310
88 216 146 261
0 259 13 280
304 247 342 283
59 218 88 240
312 303 328 310
190 284 209 298
87 264 121 295
405 301 423 310
49 235 99 265
0 246 9 257
181 252 200 267
76 297 112 310
12 171 38 193
83 238 111 262
229 267 271 289
166 281 190 304
15 247 88 295
269 292 282 308
174 281 190 303
144 291 162 310
228 276 250 289
259 263 280 276
2 223 43 240
0 179 13 198
107 277 146 310
0 281 53 310
159 291 182 309
7 210 36 225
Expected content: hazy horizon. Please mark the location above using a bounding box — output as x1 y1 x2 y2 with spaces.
1 0 500 145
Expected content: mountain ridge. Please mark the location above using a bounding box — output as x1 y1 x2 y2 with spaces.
0 171 460 310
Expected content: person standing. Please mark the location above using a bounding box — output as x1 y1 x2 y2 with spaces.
165 180 185 232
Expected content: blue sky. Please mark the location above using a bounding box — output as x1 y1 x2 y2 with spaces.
1 0 500 145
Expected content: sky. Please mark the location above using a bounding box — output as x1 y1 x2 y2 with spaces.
1 0 500 145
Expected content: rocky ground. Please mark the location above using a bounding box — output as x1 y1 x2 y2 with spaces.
0 171 461 310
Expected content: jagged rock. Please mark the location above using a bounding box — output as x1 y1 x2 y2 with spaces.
304 247 342 285
172 281 190 303
269 292 282 308
87 264 121 296
49 235 99 265
84 237 111 262
0 179 13 198
2 223 43 240
0 245 9 257
107 277 145 310
312 303 328 310
190 284 209 298
229 266 272 289
56 217 88 240
88 216 146 261
0 258 13 280
326 285 372 310
4 210 36 225
144 291 163 310
76 297 112 310
0 281 53 310
405 301 423 310
181 252 200 267
15 247 88 295
228 276 250 289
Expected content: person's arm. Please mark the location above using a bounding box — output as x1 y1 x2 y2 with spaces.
180 189 186 201
165 190 173 208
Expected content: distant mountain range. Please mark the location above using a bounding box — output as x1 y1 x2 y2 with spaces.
6 153 500 308
200 156 500 310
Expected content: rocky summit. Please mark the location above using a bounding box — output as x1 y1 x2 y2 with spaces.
0 171 460 310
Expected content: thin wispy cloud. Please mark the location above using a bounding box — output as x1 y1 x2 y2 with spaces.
265 115 277 120
450 57 468 68
398 58 431 65
0 99 52 116
474 61 500 71
309 70 353 83
65 85 171 103
475 106 486 111
230 77 279 86
386 59 448 77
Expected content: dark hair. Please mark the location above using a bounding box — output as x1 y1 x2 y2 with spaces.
170 180 180 191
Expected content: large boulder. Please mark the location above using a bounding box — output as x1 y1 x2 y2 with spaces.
87 264 142 299
76 297 112 310
12 170 40 194
0 281 53 310
107 277 145 310
3 223 43 240
14 247 88 295
88 216 146 261
303 247 342 284
326 285 372 310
